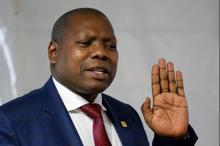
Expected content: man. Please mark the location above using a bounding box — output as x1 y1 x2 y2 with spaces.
0 8 197 146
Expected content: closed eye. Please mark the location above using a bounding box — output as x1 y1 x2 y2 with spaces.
77 40 91 47
104 43 117 50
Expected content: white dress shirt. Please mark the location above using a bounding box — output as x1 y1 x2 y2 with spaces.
52 77 122 146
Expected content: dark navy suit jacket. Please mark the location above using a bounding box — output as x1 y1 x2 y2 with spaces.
0 77 197 146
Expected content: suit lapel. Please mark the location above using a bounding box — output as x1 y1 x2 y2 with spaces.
41 77 83 146
102 94 136 146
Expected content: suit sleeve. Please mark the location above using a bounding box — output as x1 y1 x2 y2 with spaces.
0 109 20 146
152 125 198 146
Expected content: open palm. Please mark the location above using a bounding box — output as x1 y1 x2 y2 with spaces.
141 59 189 138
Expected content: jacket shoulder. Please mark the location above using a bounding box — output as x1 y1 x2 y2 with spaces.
0 87 45 118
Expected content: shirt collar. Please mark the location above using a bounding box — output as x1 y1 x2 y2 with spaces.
52 77 106 112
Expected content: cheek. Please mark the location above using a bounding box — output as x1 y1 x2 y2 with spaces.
111 53 118 68
65 51 87 76
109 53 118 78
56 51 77 75
55 56 69 78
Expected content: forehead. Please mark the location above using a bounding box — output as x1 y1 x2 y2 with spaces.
64 13 115 38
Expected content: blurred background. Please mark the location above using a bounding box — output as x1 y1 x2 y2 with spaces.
0 0 219 145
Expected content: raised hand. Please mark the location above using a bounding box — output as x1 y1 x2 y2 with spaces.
141 58 189 138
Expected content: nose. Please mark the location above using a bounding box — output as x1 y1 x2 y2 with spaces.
90 43 108 60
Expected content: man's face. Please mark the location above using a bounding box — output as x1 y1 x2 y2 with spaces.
49 13 118 101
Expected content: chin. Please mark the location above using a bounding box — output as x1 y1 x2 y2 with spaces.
87 82 110 94
90 85 108 93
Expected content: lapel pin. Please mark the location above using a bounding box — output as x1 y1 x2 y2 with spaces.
120 121 128 128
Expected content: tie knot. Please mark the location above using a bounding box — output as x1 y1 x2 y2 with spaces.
80 103 102 119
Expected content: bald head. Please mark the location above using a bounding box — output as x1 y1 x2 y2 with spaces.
51 8 113 43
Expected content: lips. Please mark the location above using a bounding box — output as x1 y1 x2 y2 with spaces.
85 66 110 80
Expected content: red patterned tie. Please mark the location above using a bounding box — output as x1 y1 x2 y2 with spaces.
80 103 111 146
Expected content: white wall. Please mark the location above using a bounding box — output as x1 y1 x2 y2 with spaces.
0 0 219 145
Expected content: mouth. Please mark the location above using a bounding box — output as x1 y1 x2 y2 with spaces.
85 66 110 80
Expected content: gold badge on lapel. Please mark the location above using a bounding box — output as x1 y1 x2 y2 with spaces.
120 121 128 128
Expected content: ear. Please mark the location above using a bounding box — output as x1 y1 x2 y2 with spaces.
48 41 58 64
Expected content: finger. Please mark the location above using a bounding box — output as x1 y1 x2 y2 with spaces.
159 59 168 92
152 64 160 97
167 62 177 93
141 97 153 126
176 71 185 97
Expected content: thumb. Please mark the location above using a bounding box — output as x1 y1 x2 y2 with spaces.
141 97 153 126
